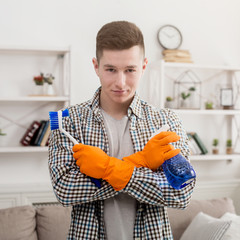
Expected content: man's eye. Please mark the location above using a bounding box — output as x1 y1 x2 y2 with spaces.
127 69 135 73
107 68 115 72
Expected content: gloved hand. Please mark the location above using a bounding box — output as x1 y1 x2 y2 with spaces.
72 144 135 191
123 131 181 170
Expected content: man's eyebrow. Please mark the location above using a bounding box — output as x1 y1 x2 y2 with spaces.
126 65 138 68
103 64 138 68
103 64 116 68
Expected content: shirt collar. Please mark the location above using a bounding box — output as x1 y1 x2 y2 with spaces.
90 87 143 121
128 92 143 119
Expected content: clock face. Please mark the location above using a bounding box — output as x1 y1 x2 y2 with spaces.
158 25 182 49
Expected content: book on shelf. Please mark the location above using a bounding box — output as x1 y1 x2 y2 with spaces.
20 120 50 147
37 121 50 146
188 132 208 155
40 123 51 147
32 120 48 146
20 121 41 146
162 49 193 63
187 133 202 155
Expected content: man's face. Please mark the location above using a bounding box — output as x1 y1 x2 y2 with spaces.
92 45 148 107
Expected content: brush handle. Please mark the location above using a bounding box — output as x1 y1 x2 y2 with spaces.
150 124 170 139
60 128 102 189
61 128 79 145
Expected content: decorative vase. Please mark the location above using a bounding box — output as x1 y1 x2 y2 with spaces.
45 84 55 96
180 99 190 109
212 147 219 154
165 101 175 109
32 84 44 95
226 147 233 154
189 92 200 109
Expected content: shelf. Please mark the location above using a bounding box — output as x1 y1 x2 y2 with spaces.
0 45 70 55
190 154 240 161
162 61 240 71
0 146 48 153
172 109 240 115
0 96 69 102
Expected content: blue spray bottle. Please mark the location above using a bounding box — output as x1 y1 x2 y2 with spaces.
152 125 196 189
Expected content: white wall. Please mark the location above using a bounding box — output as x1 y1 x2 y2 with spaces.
1 0 240 104
1 0 240 207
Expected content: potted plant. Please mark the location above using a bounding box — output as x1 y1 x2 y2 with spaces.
205 101 213 110
212 138 219 154
32 73 44 95
180 92 191 108
44 73 55 95
0 129 6 147
165 96 174 108
189 87 196 92
226 139 233 154
0 129 6 136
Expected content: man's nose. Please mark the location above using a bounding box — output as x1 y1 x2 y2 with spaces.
115 72 126 88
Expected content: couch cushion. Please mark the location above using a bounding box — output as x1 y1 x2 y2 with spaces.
36 205 71 240
0 205 37 240
167 198 236 240
221 212 240 239
180 212 231 240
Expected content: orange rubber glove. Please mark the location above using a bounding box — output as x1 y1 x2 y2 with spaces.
72 144 135 191
123 131 181 170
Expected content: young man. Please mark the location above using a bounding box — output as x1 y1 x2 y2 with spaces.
48 21 195 239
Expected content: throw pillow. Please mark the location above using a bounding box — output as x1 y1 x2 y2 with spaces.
221 212 240 240
168 197 236 240
36 205 71 240
0 205 37 240
180 212 231 240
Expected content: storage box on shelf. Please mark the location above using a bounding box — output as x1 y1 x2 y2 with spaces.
0 46 71 153
159 60 240 161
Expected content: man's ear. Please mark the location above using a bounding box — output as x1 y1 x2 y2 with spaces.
92 58 99 76
142 58 148 71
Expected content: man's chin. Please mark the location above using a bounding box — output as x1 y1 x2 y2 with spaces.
112 95 134 105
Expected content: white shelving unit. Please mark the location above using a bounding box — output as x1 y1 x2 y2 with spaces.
0 147 48 153
159 60 240 161
0 45 71 153
0 96 69 102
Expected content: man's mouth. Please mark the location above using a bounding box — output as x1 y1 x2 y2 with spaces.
112 90 126 94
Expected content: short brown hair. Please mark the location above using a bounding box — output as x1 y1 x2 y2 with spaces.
96 21 145 61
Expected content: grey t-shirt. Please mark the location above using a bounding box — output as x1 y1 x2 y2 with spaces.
101 109 137 240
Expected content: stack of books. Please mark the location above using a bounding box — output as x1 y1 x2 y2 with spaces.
20 120 51 147
162 49 193 63
187 132 208 155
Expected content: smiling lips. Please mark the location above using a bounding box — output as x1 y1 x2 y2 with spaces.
112 90 126 94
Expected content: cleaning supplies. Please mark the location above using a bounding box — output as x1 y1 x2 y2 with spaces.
152 124 196 189
49 109 102 189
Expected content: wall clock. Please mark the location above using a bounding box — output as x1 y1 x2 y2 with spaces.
158 25 182 49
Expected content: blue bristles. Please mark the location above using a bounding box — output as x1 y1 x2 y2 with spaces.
49 109 69 130
49 108 102 189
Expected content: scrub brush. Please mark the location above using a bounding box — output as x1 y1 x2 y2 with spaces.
49 109 102 189
151 124 196 189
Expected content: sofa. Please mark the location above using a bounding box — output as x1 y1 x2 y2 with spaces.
0 198 238 240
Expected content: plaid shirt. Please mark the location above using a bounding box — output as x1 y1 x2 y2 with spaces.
48 87 195 240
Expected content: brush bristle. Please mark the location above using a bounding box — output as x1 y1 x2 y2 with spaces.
49 109 69 130
62 109 69 117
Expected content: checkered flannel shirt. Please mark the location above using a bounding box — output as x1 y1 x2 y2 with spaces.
48 87 196 240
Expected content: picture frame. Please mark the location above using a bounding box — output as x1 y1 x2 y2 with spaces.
220 88 233 109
